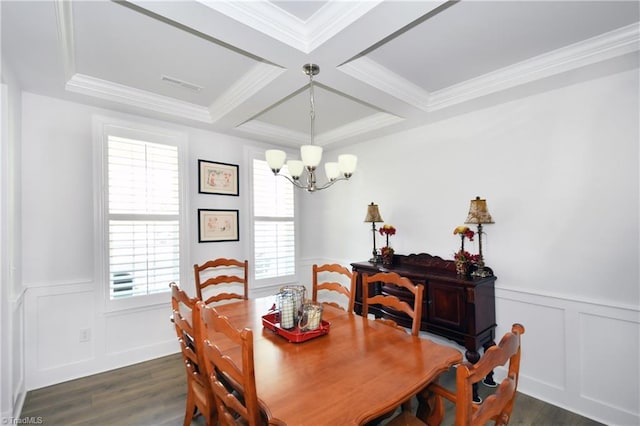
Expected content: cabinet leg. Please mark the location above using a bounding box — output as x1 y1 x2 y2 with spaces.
482 341 497 387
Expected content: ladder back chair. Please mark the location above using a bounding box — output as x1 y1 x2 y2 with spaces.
389 323 526 426
194 258 248 305
312 263 356 312
195 301 284 426
361 271 424 336
170 283 216 426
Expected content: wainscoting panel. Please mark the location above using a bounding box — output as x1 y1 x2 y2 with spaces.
35 288 95 370
496 286 639 426
579 311 639 421
11 290 26 419
25 281 178 391
495 297 566 391
105 305 175 356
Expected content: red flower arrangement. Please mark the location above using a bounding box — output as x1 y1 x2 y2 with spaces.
453 225 474 251
453 226 479 275
454 250 480 264
379 224 396 248
379 224 397 265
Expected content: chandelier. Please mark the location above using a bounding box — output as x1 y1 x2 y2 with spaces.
265 64 357 192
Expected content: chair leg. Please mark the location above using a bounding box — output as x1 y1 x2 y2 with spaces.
183 389 196 426
417 391 444 426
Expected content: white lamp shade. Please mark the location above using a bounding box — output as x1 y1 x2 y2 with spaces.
300 145 323 167
287 160 304 178
266 150 286 171
338 154 357 174
324 162 340 180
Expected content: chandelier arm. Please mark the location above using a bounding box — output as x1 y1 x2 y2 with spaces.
273 172 308 190
313 176 351 191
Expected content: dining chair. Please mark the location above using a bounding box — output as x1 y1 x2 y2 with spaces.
194 258 248 305
361 271 424 336
312 263 356 312
195 301 285 426
388 323 526 426
170 283 216 426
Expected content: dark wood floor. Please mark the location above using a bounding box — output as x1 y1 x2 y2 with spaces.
21 353 603 425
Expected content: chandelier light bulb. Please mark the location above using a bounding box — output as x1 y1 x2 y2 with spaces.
301 145 323 168
287 160 304 178
266 149 286 172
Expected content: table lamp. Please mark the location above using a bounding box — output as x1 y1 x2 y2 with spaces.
464 196 494 277
364 202 383 263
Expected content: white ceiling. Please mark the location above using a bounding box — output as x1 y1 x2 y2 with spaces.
2 1 639 150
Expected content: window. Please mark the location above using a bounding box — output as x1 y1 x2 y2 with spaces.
94 117 186 309
252 159 295 282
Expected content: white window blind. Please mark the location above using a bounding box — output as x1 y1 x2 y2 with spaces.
108 136 180 299
253 159 295 280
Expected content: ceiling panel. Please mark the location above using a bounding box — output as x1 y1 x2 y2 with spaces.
366 1 640 92
270 1 329 21
2 0 638 148
256 84 382 135
73 1 260 107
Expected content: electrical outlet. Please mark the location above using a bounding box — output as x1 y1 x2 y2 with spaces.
79 328 91 343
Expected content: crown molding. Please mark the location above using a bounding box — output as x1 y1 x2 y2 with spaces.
304 1 382 53
338 57 431 111
237 120 307 147
208 62 285 123
316 112 404 146
197 0 308 52
196 0 380 53
240 112 403 147
54 0 76 80
66 74 213 123
429 23 640 111
340 23 639 114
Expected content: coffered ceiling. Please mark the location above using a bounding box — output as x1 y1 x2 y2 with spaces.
2 1 639 149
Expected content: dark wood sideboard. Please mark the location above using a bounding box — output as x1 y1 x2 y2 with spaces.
351 253 497 364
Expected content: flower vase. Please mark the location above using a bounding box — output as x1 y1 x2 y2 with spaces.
382 251 394 268
455 260 468 277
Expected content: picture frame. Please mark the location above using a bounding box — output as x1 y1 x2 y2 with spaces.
198 209 239 243
198 159 239 196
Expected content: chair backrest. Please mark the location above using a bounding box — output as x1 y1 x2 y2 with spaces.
361 271 424 336
194 258 248 305
457 323 525 425
196 301 283 426
170 283 215 425
312 263 356 312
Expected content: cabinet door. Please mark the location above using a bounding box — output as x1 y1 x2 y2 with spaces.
428 281 466 332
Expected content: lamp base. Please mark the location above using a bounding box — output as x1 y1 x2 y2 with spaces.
471 265 493 278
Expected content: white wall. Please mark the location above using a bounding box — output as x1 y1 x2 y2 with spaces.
13 56 639 426
300 68 639 425
1 62 26 420
19 93 274 390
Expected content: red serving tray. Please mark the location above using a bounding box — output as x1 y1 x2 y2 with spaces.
262 312 330 343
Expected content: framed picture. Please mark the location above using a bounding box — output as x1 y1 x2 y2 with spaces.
198 209 239 242
198 160 239 196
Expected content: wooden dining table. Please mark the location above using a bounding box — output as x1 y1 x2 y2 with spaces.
210 296 463 425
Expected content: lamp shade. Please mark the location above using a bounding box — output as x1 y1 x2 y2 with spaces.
364 202 383 223
464 196 494 224
266 149 286 172
301 145 323 167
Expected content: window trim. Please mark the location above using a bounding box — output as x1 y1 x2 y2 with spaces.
247 148 299 289
93 115 189 312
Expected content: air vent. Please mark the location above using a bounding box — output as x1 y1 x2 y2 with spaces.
161 75 203 92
